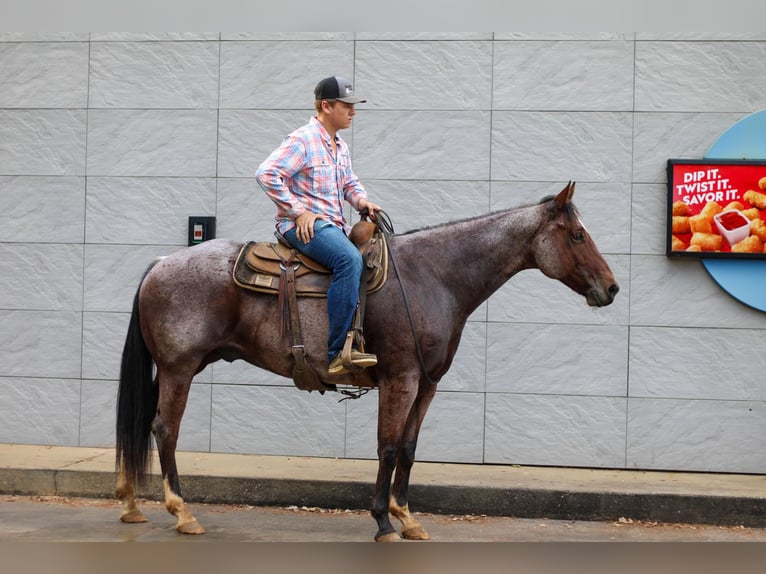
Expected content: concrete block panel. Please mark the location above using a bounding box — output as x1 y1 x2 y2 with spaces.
632 112 746 183
86 110 217 177
629 326 766 401
0 243 83 311
79 380 117 447
438 322 487 393
637 33 766 40
485 393 627 468
85 177 216 245
81 312 129 381
211 358 293 386
216 177 284 243
81 310 213 384
211 385 346 457
627 398 766 473
0 110 86 175
493 40 634 111
220 41 354 109
0 42 89 108
355 41 492 110
221 33 353 41
0 176 85 243
631 183 666 255
0 377 80 445
177 383 213 453
356 33 492 40
486 323 628 396
491 112 632 182
363 180 489 233
89 41 220 108
218 109 311 177
83 244 181 313
0 33 89 41
345 390 486 463
0 311 82 378
353 110 490 180
91 33 219 41
343 396 378 460
416 392 486 463
496 33 633 40
636 42 766 112
629 255 766 329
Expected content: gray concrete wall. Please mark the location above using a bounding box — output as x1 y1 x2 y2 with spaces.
1 32 765 473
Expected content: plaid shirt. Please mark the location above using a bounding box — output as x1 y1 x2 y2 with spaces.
255 116 367 235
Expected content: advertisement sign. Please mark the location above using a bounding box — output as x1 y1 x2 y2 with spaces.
667 159 766 259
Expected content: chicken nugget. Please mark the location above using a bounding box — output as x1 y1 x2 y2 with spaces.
672 201 689 216
732 235 764 253
750 218 766 242
744 189 766 209
671 235 686 251
689 213 713 234
700 201 723 218
741 208 760 220
690 232 723 252
672 216 690 234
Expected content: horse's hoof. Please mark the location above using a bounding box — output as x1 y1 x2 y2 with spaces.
375 532 402 542
402 526 431 540
120 509 148 523
177 519 206 535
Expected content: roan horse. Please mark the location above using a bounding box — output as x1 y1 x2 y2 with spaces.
115 181 618 542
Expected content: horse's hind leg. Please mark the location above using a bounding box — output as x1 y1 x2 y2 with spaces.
389 382 437 540
153 368 205 535
115 463 148 523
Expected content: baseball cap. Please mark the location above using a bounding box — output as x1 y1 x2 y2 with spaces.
314 76 367 104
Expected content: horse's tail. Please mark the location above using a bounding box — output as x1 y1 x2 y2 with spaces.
115 261 160 486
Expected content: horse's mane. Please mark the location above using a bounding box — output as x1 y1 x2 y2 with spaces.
395 195 577 237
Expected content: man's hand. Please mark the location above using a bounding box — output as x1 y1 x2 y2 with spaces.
358 198 382 221
294 211 324 243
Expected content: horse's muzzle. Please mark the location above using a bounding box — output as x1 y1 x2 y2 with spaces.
587 282 619 307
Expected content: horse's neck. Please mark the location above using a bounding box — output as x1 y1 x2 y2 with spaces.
399 206 542 313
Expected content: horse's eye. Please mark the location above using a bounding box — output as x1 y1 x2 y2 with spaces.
572 230 585 243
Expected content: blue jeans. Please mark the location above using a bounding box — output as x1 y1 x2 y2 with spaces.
284 221 363 362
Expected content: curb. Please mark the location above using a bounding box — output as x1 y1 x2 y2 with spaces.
3 464 766 528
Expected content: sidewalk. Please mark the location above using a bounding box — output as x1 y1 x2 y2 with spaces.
2 443 766 527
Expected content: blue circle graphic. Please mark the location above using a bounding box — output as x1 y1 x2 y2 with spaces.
702 109 766 312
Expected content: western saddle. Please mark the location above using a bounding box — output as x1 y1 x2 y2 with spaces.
232 220 388 392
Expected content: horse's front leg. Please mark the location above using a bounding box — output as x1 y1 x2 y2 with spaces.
372 378 419 542
389 382 436 540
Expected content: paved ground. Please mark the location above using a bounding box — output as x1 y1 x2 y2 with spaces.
3 494 766 542
3 442 766 542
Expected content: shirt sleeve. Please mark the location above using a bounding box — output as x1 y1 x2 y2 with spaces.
340 151 368 210
255 135 308 220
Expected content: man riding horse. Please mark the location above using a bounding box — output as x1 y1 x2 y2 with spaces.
255 75 381 376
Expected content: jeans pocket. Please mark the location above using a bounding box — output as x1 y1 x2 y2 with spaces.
313 220 335 233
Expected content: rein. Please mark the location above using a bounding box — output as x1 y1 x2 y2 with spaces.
365 210 436 386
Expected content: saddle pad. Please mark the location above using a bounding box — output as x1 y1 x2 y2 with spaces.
232 232 388 297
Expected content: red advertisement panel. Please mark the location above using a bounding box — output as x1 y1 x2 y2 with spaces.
667 159 766 259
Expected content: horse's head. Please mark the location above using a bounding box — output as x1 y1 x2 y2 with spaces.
532 182 619 307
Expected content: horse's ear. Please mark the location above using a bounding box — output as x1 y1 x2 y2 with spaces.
553 181 575 208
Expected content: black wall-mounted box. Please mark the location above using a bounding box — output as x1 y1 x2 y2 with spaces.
188 216 216 246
